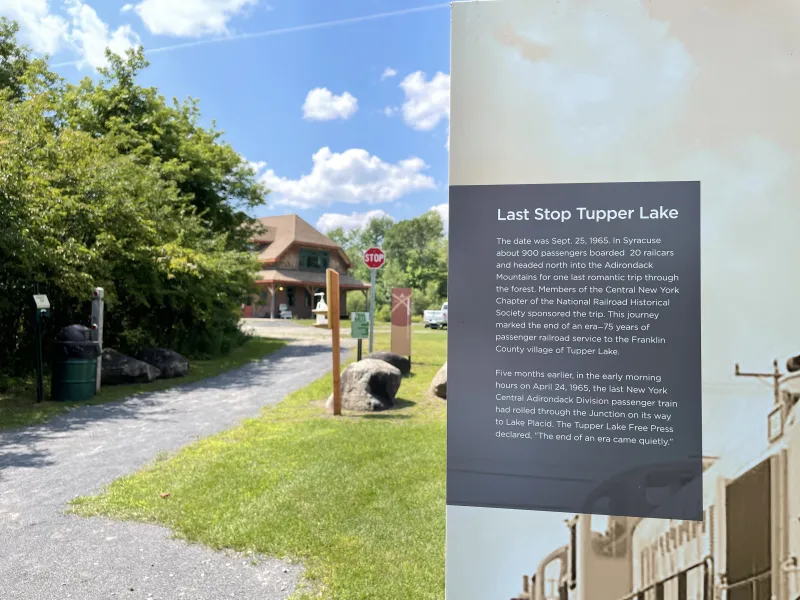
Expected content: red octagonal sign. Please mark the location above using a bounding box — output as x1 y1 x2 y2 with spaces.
363 247 385 269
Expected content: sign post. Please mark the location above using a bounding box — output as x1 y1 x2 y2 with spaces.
363 247 385 354
327 268 342 416
90 287 104 392
391 288 412 363
350 312 369 360
32 289 51 404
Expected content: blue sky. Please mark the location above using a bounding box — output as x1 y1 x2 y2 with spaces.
2 0 452 234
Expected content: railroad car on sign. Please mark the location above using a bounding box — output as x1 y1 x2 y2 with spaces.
512 359 800 600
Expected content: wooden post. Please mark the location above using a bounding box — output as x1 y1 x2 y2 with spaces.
327 269 342 416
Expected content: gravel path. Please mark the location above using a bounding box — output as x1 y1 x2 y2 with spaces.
0 339 346 600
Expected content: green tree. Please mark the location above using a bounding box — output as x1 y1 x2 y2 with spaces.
328 213 448 315
383 211 448 296
0 25 263 377
0 18 32 100
61 48 267 250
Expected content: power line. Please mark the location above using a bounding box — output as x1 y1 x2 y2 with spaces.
734 359 782 404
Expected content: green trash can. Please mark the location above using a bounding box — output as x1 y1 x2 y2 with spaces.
51 324 100 402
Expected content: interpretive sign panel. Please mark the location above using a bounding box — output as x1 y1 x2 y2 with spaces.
447 181 702 520
350 312 369 339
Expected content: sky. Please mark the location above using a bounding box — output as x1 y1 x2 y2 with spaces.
0 0 452 234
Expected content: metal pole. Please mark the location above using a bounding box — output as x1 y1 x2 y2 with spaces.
369 269 376 353
34 282 44 404
91 288 104 393
35 317 43 403
357 339 362 361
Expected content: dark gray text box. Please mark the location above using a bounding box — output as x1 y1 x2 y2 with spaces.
447 181 702 520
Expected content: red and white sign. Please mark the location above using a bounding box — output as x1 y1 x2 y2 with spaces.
363 247 385 269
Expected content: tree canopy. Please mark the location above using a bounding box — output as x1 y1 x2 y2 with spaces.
0 19 267 376
327 211 448 318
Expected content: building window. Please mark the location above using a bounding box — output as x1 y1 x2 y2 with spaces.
299 248 330 271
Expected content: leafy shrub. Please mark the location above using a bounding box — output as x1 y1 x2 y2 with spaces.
0 23 264 375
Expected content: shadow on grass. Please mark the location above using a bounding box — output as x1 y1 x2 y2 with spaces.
357 398 417 421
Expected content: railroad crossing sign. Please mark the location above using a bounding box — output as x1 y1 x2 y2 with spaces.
363 247 385 270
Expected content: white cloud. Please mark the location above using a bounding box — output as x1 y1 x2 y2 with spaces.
256 147 436 209
133 0 257 37
66 0 140 70
381 67 397 80
0 0 69 55
451 2 694 166
316 210 394 233
248 159 267 173
121 3 134 12
431 203 449 233
383 106 398 117
302 88 358 121
0 0 140 69
400 71 450 131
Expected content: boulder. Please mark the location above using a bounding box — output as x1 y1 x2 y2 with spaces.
136 348 189 379
101 348 161 385
327 358 402 412
365 351 411 376
430 362 447 399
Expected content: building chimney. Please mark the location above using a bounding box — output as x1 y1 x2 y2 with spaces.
523 575 529 592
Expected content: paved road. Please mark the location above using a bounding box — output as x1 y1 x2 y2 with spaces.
241 319 358 345
0 339 346 600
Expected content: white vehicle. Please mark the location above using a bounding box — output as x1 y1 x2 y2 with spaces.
424 302 448 329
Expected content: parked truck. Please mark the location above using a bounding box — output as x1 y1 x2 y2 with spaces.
423 302 448 329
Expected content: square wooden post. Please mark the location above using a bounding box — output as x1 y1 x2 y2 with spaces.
327 269 342 416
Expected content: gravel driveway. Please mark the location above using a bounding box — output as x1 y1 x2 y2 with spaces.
0 338 347 600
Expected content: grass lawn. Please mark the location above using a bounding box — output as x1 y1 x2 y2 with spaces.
70 328 448 600
0 337 286 431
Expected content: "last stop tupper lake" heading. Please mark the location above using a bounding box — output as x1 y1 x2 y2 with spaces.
496 207 680 223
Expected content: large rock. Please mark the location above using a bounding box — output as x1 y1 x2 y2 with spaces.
430 362 446 399
366 351 411 376
136 348 189 379
327 358 402 412
101 348 161 385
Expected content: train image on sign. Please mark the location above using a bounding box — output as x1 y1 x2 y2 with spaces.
510 357 800 600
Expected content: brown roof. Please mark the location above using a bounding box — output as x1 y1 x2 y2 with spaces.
251 214 351 266
256 269 369 290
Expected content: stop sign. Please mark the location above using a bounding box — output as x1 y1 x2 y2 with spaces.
363 247 385 269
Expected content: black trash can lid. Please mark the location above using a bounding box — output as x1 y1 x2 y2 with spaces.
52 340 100 359
57 324 93 342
